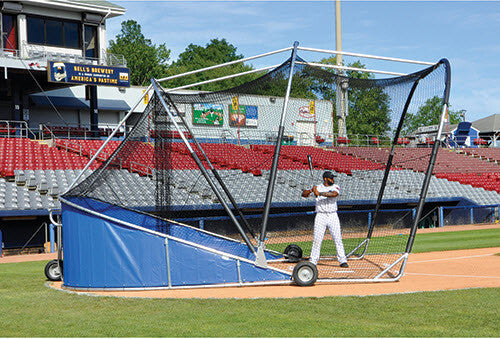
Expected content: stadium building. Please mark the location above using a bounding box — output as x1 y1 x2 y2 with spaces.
0 0 131 253
412 114 500 148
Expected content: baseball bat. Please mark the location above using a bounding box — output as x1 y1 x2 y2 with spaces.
307 155 314 187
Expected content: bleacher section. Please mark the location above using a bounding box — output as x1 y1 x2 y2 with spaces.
0 138 499 213
334 146 500 193
0 169 92 211
0 138 98 178
461 148 500 163
55 139 155 175
253 145 385 175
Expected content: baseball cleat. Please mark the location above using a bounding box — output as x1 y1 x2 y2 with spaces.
340 262 349 268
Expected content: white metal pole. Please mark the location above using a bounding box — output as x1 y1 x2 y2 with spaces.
156 47 292 83
164 64 280 92
63 84 153 195
335 0 342 67
298 46 434 65
296 62 406 76
435 104 449 142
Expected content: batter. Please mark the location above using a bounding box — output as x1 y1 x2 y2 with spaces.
302 170 348 268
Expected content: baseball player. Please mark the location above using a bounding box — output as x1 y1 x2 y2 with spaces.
302 171 348 268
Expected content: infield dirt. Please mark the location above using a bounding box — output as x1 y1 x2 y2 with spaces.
2 224 499 299
46 246 499 299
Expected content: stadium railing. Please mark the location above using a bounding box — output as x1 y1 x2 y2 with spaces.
439 204 500 226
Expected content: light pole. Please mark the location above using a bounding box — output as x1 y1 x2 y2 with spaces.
335 0 347 138
459 109 466 122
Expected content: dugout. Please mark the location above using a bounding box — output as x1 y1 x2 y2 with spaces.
0 214 51 255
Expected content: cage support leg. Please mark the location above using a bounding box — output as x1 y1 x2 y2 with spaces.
346 238 369 260
374 253 408 280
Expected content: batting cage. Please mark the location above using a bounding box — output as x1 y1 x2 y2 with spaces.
57 42 451 289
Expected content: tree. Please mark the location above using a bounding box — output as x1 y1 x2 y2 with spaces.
165 39 255 91
402 96 461 135
249 59 318 99
108 20 171 86
316 57 391 136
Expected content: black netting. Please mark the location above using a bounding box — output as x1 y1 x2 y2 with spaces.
64 54 450 280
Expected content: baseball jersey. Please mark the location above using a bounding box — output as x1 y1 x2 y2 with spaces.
315 183 340 213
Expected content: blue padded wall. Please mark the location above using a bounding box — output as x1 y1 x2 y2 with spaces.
62 202 169 288
61 198 290 289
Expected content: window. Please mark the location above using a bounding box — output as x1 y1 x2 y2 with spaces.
26 16 81 48
46 19 63 46
84 25 97 58
64 22 79 48
2 14 17 50
27 17 44 44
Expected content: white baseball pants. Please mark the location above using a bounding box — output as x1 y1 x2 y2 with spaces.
309 212 347 265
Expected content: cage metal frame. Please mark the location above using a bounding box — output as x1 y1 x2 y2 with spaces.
61 41 450 287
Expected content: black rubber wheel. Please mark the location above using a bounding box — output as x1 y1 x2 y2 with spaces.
284 244 303 263
44 259 62 281
292 261 318 286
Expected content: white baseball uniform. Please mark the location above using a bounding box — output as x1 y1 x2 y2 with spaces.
309 183 347 265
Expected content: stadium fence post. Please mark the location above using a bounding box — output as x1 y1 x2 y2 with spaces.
49 223 55 253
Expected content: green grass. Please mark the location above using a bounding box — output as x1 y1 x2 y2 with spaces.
0 261 498 337
268 228 500 256
412 228 500 253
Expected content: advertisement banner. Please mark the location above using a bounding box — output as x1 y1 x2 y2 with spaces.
231 96 239 112
299 103 315 119
229 105 258 127
229 105 245 127
245 105 258 127
309 100 315 117
47 61 130 87
193 103 224 125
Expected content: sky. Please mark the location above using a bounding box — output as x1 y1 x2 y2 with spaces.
106 1 500 122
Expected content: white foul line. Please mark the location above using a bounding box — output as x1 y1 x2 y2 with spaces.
408 253 497 264
406 273 500 279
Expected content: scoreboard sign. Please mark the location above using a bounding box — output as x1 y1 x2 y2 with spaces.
48 61 130 87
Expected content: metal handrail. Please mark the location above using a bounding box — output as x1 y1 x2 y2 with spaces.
54 138 85 156
0 120 38 139
18 43 126 67
40 122 126 140
0 48 20 58
49 209 62 227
